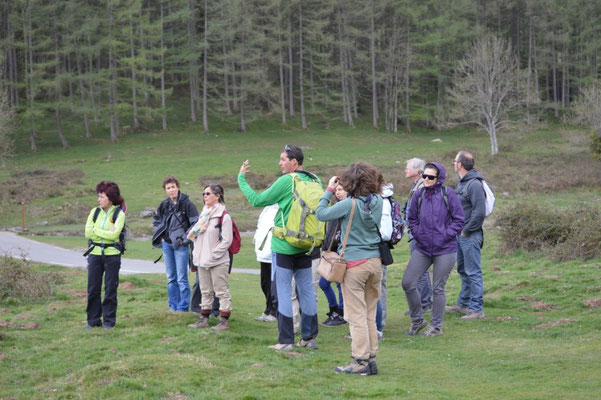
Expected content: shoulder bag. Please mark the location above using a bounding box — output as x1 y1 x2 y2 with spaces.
317 199 356 283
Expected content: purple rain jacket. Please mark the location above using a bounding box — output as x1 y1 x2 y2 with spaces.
408 162 465 256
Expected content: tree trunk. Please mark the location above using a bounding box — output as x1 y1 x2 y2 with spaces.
287 13 295 117
129 19 140 129
278 35 286 124
187 0 198 122
489 125 498 156
561 40 567 123
239 76 246 132
308 45 315 111
526 14 532 125
405 24 411 133
222 41 232 115
23 4 37 151
370 0 378 129
108 0 120 141
202 0 209 133
552 38 558 118
298 2 307 129
76 52 91 138
86 34 99 123
53 6 68 149
160 0 168 130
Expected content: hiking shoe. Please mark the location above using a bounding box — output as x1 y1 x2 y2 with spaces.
255 313 276 322
321 311 346 327
460 311 486 320
269 343 294 351
334 359 371 376
377 330 384 341
296 338 318 349
188 316 209 329
445 305 469 314
368 356 378 375
211 317 229 331
421 326 443 337
422 304 433 314
103 324 114 330
405 319 428 336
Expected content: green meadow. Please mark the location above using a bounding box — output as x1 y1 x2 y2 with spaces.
1 117 601 399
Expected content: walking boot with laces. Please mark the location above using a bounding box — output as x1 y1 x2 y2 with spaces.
188 315 209 329
212 317 230 331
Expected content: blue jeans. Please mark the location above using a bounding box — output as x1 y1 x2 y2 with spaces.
319 276 343 311
456 231 484 312
376 300 382 331
273 253 318 343
162 241 190 311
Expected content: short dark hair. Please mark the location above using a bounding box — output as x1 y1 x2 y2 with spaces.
283 144 304 166
96 181 124 206
457 151 475 171
423 163 440 176
204 184 225 204
338 162 383 197
162 175 180 189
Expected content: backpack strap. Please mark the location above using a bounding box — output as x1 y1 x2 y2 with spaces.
216 210 228 241
339 199 356 258
92 207 101 223
417 186 450 220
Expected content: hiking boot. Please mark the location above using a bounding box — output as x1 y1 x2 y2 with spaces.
422 304 433 314
460 311 486 320
445 305 469 314
421 326 443 337
188 315 209 329
269 343 294 351
297 338 318 349
405 319 428 336
321 311 346 327
368 355 378 375
334 359 371 376
211 317 229 331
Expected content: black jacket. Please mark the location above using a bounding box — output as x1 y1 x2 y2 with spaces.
152 192 199 249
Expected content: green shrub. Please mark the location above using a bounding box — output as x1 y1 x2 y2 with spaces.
495 201 601 261
590 131 601 161
0 255 62 301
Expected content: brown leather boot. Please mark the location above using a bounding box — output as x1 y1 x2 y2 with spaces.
211 317 229 331
188 315 209 329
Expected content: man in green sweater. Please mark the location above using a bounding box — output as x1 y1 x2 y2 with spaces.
238 145 320 351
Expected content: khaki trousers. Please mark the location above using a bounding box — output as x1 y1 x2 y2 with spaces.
341 257 382 360
198 262 232 312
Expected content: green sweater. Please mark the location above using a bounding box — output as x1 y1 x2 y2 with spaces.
238 171 321 255
315 191 383 261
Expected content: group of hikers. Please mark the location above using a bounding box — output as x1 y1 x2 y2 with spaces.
83 145 491 376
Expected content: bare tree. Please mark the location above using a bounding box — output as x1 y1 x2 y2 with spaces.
572 80 601 159
447 35 530 155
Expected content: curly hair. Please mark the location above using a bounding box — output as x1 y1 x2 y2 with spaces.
162 175 180 189
338 162 384 197
96 181 124 207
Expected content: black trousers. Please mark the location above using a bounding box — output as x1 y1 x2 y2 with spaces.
260 262 276 316
87 254 120 327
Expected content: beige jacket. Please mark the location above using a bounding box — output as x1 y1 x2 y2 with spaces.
192 204 233 268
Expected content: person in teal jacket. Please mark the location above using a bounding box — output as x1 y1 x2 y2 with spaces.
238 145 320 351
316 162 384 376
84 181 126 330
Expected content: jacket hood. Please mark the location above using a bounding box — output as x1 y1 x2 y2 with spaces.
428 161 446 189
356 194 382 227
381 183 394 198
178 192 190 204
460 168 485 183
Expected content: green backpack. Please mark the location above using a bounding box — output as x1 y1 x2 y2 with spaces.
273 172 326 253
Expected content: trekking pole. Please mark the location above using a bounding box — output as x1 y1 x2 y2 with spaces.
21 201 25 234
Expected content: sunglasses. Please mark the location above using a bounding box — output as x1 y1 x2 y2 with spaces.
422 174 438 180
202 192 213 196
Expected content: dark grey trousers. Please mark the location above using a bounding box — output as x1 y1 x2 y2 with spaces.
401 251 456 330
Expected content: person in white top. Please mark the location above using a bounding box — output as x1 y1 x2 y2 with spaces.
253 204 279 322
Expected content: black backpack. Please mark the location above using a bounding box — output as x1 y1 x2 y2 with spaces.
83 207 127 256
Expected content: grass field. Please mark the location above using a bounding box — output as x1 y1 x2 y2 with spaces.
2 115 601 398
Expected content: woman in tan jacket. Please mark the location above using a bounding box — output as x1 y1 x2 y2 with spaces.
187 184 233 331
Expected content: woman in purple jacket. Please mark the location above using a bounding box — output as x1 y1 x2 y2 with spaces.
402 162 464 337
